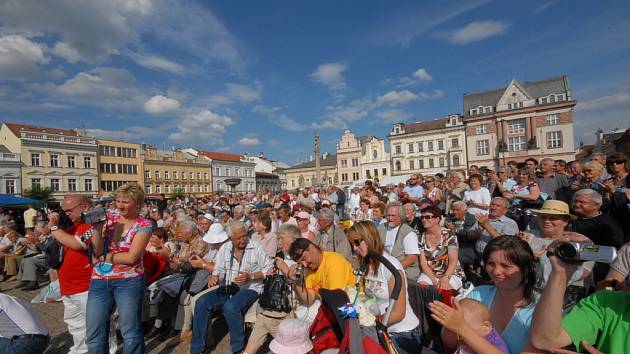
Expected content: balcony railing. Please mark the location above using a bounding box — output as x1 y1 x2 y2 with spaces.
21 132 95 145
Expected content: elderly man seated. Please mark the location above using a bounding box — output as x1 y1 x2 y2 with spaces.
445 201 479 277
377 201 421 282
314 208 353 264
191 221 271 354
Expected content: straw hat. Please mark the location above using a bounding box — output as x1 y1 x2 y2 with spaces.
532 200 576 220
203 223 228 244
269 319 313 354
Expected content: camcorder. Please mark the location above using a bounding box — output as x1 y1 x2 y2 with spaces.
554 242 617 264
81 207 107 224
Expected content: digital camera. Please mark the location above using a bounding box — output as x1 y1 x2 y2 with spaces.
81 207 107 224
224 282 240 296
294 264 305 283
555 242 617 263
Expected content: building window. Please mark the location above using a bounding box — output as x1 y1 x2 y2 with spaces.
165 184 171 193
204 173 208 180
366 170 371 179
395 145 401 154
556 94 565 102
453 155 460 166
429 158 434 168
50 178 60 192
100 145 116 156
84 156 92 169
31 178 41 189
507 119 526 134
342 173 348 182
31 153 41 167
173 171 178 180
145 184 152 194
395 161 401 171
85 179 93 191
374 169 378 177
341 160 347 168
471 109 477 115
352 158 358 167
382 168 387 176
438 140 444 150
67 155 76 168
191 184 195 193
476 140 490 155
408 143 414 153
49 154 59 167
427 141 434 151
451 138 459 148
235 168 240 177
439 157 445 167
417 142 423 152
372 150 378 159
475 124 487 135
225 168 230 177
197 172 201 180
155 171 160 179
549 95 556 103
419 159 425 169
144 169 150 179
156 184 162 193
164 171 170 179
68 179 77 192
189 172 194 179
409 160 415 170
540 97 548 104
5 180 15 194
547 131 562 148
215 167 220 176
352 172 359 181
508 136 527 151
547 114 560 125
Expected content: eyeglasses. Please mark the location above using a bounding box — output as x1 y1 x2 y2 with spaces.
292 246 308 262
608 160 626 165
351 238 364 247
62 204 80 213
421 215 436 220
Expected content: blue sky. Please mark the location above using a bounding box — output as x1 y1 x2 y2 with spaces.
1 0 629 165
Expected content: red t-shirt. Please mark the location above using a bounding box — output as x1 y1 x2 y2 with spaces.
58 223 94 296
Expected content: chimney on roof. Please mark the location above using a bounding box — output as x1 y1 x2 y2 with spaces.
595 128 604 145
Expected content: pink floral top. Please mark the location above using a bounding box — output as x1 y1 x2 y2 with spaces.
92 211 152 280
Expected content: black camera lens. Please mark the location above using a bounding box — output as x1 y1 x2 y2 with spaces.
555 243 578 261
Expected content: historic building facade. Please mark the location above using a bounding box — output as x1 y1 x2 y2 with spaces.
336 130 362 187
286 153 337 190
360 136 391 181
186 150 255 193
142 146 211 197
464 76 576 168
388 114 467 176
0 123 98 201
0 145 21 196
96 139 143 192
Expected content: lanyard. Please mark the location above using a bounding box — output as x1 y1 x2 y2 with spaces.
228 244 247 281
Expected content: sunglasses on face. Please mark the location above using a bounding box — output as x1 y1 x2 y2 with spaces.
608 160 626 165
352 238 364 247
421 215 436 220
292 246 308 262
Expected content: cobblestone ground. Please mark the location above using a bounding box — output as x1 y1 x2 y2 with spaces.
1 281 240 354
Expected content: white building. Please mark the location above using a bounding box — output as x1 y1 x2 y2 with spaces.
388 114 467 176
359 136 390 181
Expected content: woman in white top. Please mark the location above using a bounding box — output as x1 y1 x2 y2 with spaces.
353 198 373 222
346 221 420 354
464 174 491 215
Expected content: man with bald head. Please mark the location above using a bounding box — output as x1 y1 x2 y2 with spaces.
46 194 115 354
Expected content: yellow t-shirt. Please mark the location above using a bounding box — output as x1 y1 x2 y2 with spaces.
305 251 356 292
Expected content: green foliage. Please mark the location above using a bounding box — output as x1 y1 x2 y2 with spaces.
169 187 186 200
22 185 55 203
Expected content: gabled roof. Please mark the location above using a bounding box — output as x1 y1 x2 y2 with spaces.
198 150 242 162
287 154 337 170
4 122 79 137
463 75 571 115
402 117 449 134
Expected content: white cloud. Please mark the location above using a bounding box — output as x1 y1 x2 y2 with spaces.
418 89 445 100
169 109 235 145
207 82 262 107
0 35 48 80
49 67 146 110
238 137 260 146
535 1 557 12
314 98 375 130
376 109 412 123
52 41 82 63
129 52 185 74
576 91 630 112
252 105 307 132
396 67 433 87
144 95 181 114
445 21 510 44
412 68 432 82
309 63 348 91
377 90 418 106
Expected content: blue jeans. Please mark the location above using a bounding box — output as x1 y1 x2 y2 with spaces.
0 335 49 354
191 287 259 354
390 326 422 354
86 276 145 354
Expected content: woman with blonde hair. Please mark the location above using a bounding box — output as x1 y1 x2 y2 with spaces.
346 221 420 354
87 183 152 354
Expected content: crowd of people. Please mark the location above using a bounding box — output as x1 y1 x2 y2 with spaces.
0 151 629 354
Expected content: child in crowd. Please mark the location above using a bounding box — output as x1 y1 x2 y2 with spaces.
441 299 509 354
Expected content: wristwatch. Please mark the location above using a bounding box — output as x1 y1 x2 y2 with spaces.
50 226 59 232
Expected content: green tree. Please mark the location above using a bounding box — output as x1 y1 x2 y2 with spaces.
169 188 186 200
22 185 55 203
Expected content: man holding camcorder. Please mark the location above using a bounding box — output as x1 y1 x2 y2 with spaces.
45 194 113 354
190 220 271 354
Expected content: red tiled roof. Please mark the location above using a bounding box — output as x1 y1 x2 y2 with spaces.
404 117 448 133
256 172 278 177
4 122 79 137
198 150 242 162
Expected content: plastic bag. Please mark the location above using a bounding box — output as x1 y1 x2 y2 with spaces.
31 280 62 303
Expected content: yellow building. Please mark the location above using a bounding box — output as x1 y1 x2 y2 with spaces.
142 146 211 197
285 153 337 190
0 122 99 201
96 139 143 193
